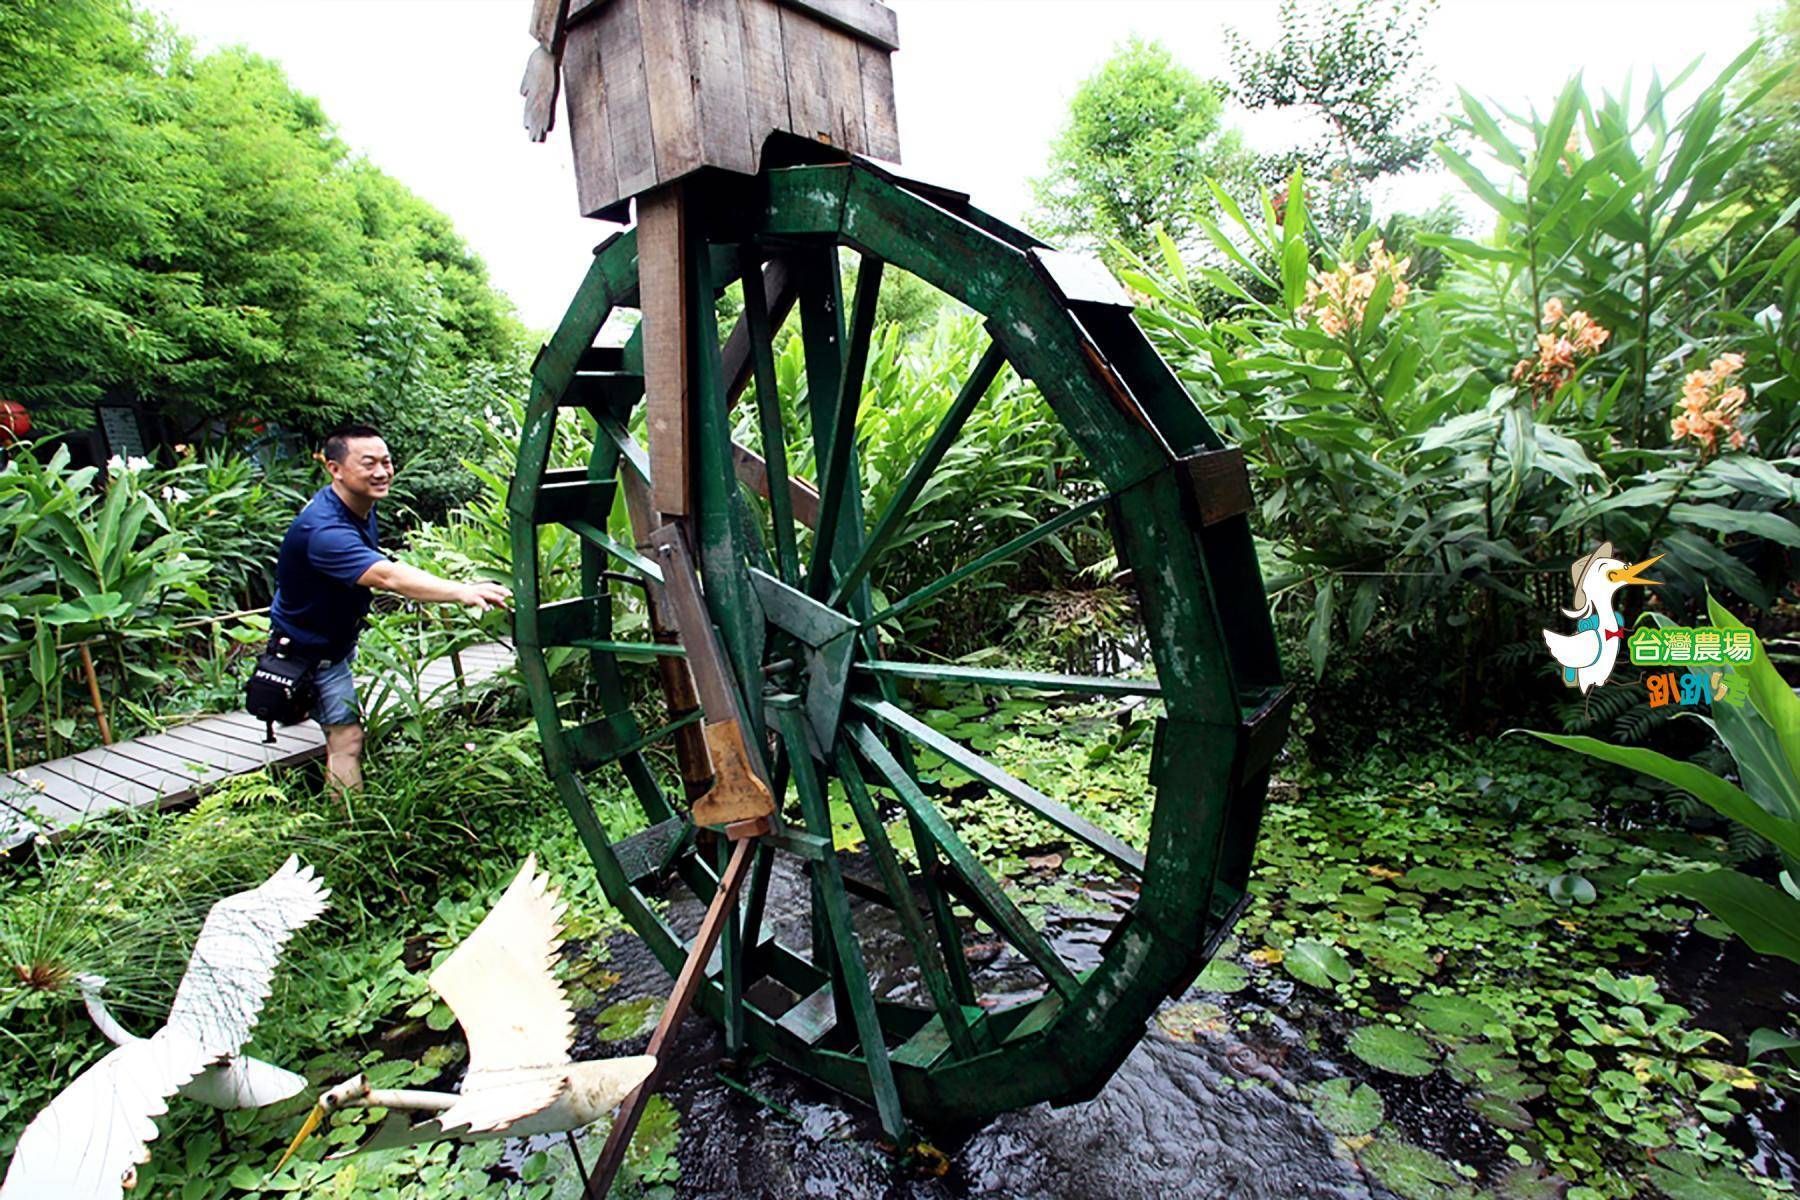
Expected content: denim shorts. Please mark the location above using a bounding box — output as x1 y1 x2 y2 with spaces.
310 652 361 727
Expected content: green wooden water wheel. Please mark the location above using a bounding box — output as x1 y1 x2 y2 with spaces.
509 156 1290 1138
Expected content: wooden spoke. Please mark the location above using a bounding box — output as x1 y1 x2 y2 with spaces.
848 723 1082 1002
776 705 906 1141
833 743 977 1058
741 245 803 586
856 660 1160 698
829 340 1006 606
807 254 884 599
855 696 1145 876
863 494 1110 629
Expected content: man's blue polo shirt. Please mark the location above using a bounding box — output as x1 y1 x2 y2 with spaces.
270 486 388 662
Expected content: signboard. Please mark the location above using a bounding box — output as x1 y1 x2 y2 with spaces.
95 402 149 462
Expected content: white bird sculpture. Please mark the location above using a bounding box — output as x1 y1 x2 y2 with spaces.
277 855 654 1168
1542 541 1662 693
0 857 329 1200
75 973 310 1110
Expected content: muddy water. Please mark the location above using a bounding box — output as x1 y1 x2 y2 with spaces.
558 859 1394 1200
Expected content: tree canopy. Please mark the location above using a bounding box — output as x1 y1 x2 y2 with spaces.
1029 37 1249 262
0 0 525 496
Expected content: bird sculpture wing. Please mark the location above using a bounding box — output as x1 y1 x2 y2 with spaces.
1543 627 1602 671
0 1029 212 1200
429 854 576 1133
164 856 331 1061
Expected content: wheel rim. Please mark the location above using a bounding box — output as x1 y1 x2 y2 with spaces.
510 159 1291 1130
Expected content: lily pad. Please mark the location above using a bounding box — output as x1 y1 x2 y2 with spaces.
596 996 663 1042
1311 1077 1384 1136
1156 1001 1227 1042
1406 993 1496 1039
1357 1137 1469 1200
1492 1164 1567 1200
1196 957 1249 994
1546 872 1596 906
1285 939 1354 989
1347 1025 1437 1076
1469 1091 1533 1131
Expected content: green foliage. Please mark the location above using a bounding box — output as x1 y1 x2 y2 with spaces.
1528 597 1800 969
1226 0 1445 232
1029 37 1250 263
1125 56 1800 685
0 0 527 513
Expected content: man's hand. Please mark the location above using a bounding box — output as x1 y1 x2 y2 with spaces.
458 581 513 613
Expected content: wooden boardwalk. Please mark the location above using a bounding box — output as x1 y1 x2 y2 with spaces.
0 642 513 842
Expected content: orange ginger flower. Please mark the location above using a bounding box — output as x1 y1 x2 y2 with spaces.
1670 353 1751 457
1297 240 1411 338
1512 298 1610 405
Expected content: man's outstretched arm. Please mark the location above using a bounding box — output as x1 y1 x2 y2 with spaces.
356 559 512 612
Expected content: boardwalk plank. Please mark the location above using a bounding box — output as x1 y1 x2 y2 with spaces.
21 643 511 839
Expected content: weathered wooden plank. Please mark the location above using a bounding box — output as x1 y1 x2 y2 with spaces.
778 5 833 144
638 187 690 518
562 13 620 219
687 0 757 175
819 15 867 153
134 730 270 775
169 717 295 756
7 766 119 819
732 442 820 529
738 0 792 150
856 38 899 160
39 759 170 810
595 0 657 201
64 747 200 797
210 712 327 750
638 0 703 182
92 739 220 789
1180 448 1252 527
781 0 898 50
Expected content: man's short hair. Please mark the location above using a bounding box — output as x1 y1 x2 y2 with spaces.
323 424 384 464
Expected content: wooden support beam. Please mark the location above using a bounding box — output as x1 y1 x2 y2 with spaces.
638 187 690 518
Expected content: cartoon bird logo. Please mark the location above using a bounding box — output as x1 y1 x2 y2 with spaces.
1543 541 1662 692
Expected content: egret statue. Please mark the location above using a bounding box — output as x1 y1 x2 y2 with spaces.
75 973 310 1110
277 855 654 1171
0 857 329 1200
1542 542 1663 693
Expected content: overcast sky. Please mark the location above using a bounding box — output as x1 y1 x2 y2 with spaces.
148 0 1773 331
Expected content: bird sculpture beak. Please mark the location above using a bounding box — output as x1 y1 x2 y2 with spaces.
273 1101 326 1174
1606 555 1663 587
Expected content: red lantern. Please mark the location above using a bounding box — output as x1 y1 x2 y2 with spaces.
0 401 28 445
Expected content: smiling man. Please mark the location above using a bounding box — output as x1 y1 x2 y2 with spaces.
269 424 511 792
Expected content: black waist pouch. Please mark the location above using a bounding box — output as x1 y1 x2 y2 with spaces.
245 638 319 741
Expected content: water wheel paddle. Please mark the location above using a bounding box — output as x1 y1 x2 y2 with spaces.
510 156 1290 1136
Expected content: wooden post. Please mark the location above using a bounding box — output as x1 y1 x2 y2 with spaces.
582 823 764 1200
78 643 111 746
638 187 691 519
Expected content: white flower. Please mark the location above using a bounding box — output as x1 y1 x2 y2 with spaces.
106 454 124 472
160 485 192 504
128 455 153 472
108 454 153 474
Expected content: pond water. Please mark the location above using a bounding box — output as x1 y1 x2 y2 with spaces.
519 854 1795 1199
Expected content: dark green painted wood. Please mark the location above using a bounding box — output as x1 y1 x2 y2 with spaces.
858 696 1145 875
855 660 1160 697
740 243 802 587
807 254 883 599
778 706 907 1141
510 159 1287 1127
848 723 1081 1002
862 494 1110 630
829 340 1005 606
833 744 975 1057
